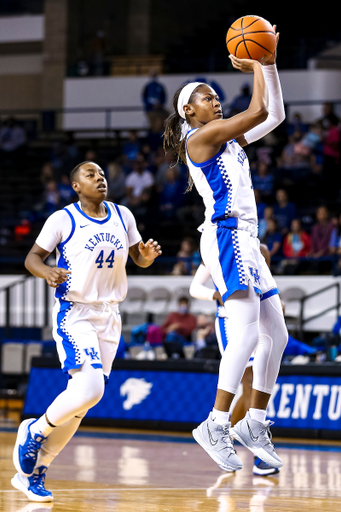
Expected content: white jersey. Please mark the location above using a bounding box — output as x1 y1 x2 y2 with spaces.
36 201 141 305
186 129 257 228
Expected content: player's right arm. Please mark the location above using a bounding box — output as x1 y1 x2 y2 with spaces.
189 59 269 151
25 210 72 288
25 244 70 288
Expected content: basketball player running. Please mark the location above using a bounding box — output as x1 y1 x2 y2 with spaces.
11 161 162 502
189 245 280 476
163 29 288 472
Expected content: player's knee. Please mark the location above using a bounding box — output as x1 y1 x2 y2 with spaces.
84 373 105 408
71 368 105 410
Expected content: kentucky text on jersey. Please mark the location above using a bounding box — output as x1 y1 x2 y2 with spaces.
85 233 124 251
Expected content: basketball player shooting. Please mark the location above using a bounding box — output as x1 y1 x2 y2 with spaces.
163 22 288 472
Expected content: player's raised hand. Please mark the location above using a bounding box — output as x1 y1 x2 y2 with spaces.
229 54 260 73
45 267 71 288
262 26 279 65
139 239 162 260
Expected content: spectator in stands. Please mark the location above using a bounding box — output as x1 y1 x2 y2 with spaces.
140 141 154 169
83 148 105 173
262 218 282 259
329 213 341 275
254 188 266 221
58 174 75 207
273 188 297 236
318 102 339 130
283 219 311 258
278 130 311 180
161 296 197 358
295 121 323 156
155 151 180 189
309 205 334 259
142 70 166 112
40 162 55 186
287 111 308 136
227 82 252 117
194 314 219 359
106 160 126 203
321 114 341 200
329 213 341 254
159 166 185 219
147 114 166 152
171 237 200 276
142 69 168 131
122 130 141 166
281 219 311 274
49 135 79 178
43 180 60 216
124 153 155 214
258 205 274 241
0 117 26 163
251 160 274 200
50 140 70 178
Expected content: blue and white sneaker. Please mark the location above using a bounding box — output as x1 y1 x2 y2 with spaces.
11 466 53 502
13 419 47 477
253 456 280 476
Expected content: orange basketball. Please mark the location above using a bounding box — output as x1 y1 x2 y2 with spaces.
226 15 276 62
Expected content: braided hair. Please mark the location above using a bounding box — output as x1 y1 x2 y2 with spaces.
163 84 203 191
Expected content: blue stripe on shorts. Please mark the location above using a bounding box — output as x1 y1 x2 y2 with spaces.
216 227 248 303
261 287 279 301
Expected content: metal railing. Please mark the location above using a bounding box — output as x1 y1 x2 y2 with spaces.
0 276 52 337
0 98 340 137
297 282 341 339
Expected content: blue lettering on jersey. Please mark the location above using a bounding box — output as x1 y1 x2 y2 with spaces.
84 232 124 251
237 148 247 166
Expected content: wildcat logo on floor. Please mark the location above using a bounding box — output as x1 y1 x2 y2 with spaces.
120 378 153 410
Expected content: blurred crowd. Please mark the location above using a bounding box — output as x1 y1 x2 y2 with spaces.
1 93 341 277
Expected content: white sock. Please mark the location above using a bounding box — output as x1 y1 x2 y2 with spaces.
249 408 267 423
212 407 231 425
30 414 56 439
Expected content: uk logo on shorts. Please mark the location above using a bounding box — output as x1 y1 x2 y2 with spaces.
249 266 260 286
84 347 100 361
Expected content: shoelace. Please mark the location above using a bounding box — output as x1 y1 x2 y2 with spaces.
29 467 49 493
23 435 44 460
221 425 236 453
259 420 275 449
29 470 47 491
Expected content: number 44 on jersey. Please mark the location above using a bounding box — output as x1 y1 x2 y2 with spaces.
95 249 115 268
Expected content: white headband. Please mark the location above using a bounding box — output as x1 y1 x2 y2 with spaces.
177 81 216 140
177 81 205 120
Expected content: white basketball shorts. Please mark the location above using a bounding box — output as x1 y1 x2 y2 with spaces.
200 219 279 303
52 300 121 377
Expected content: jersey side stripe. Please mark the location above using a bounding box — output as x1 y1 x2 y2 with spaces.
60 208 76 248
114 204 127 233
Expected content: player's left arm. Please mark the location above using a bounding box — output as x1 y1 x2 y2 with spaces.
236 29 285 147
129 239 162 268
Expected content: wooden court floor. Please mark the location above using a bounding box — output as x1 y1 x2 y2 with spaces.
1 427 341 512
